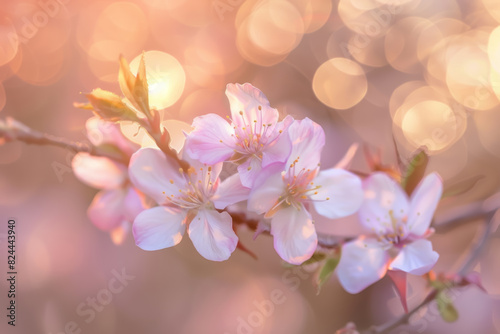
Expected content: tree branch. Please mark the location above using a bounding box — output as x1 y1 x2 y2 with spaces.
0 117 128 163
433 192 500 232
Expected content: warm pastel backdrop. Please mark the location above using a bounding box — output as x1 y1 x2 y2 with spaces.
0 0 499 333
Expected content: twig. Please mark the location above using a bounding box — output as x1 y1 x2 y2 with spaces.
433 192 500 232
2 118 128 163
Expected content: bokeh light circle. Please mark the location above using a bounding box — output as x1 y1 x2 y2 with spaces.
129 51 186 110
290 0 333 33
385 17 432 74
236 0 305 66
312 57 367 110
399 100 461 152
446 44 498 111
488 26 500 73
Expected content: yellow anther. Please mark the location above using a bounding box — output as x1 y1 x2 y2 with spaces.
247 166 252 171
326 197 330 200
258 106 262 110
169 179 174 184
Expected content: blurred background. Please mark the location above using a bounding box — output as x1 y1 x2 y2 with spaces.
0 0 499 333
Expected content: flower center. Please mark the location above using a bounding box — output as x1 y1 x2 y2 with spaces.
221 109 284 165
376 210 408 246
163 165 216 210
265 156 327 217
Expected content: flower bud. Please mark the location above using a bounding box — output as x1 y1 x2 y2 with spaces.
84 88 139 122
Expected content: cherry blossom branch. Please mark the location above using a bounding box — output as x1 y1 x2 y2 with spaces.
0 115 191 171
0 117 128 163
361 210 497 334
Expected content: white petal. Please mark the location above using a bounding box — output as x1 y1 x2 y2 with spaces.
185 113 236 164
133 206 186 251
87 189 127 231
182 152 223 183
212 174 250 210
188 209 238 261
226 83 279 130
247 165 285 215
270 205 317 265
237 155 263 188
286 118 325 170
407 172 443 236
336 238 389 293
390 239 439 275
72 153 127 189
181 152 223 195
261 115 294 168
128 148 185 205
311 168 364 219
358 172 410 233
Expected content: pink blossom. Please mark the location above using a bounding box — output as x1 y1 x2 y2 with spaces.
185 83 293 187
247 118 364 265
128 148 247 261
72 117 146 242
336 172 442 293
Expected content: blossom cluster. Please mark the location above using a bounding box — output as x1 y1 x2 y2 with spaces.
71 82 443 296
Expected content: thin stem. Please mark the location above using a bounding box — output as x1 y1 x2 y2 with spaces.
20 131 92 153
433 193 500 232
6 120 128 163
